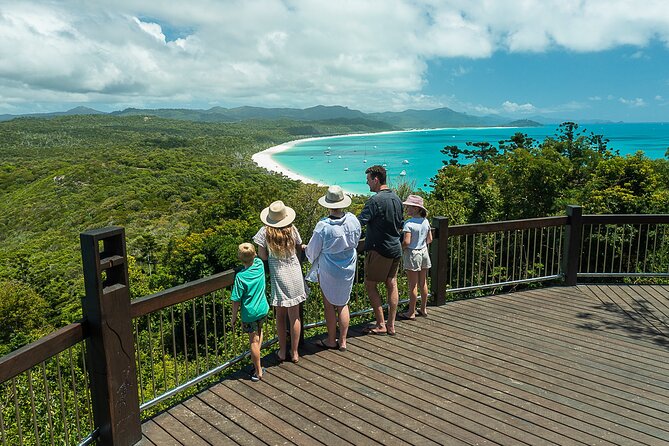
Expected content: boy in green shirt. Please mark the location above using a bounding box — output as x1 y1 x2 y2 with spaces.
231 243 270 382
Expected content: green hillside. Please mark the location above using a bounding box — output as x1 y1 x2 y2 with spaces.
0 115 386 349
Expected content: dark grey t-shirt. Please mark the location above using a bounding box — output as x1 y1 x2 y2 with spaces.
358 189 403 258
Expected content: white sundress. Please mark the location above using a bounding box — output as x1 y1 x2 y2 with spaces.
253 226 307 307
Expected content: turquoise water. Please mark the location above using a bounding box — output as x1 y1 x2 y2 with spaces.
272 123 669 195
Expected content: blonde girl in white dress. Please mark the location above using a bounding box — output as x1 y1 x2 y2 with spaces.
254 200 307 363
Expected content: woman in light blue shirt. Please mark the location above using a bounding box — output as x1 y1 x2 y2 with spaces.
304 186 361 352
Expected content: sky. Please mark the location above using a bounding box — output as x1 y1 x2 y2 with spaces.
1 0 669 122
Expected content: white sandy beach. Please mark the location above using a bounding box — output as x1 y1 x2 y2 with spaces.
252 127 520 193
251 136 328 187
251 129 416 189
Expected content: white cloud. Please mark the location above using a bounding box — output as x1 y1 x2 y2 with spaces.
1 0 669 113
502 101 536 113
133 17 166 43
619 97 646 107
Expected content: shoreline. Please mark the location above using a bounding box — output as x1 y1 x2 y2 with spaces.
251 128 430 193
251 125 532 194
251 136 329 187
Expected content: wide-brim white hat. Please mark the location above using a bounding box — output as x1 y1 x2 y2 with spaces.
260 200 296 228
318 185 352 209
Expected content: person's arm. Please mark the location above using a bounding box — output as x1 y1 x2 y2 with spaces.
357 200 374 227
253 227 269 260
293 227 303 259
231 300 240 327
304 227 323 262
426 225 433 245
402 231 412 249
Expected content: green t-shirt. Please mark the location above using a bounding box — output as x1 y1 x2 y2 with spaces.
230 257 269 323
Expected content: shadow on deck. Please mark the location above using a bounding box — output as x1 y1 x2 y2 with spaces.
142 284 669 446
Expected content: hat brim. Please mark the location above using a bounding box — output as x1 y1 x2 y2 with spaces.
318 194 352 209
260 206 296 228
402 200 426 211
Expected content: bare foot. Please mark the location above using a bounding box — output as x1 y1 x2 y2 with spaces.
362 326 387 335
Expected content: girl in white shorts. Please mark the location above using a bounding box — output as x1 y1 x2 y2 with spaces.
398 195 432 320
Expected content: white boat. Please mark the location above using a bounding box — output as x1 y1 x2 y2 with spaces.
402 159 409 164
344 167 349 171
338 155 342 159
363 159 367 163
399 170 406 176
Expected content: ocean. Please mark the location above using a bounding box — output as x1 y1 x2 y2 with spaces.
270 123 669 195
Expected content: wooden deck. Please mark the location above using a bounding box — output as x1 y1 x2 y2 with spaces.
141 284 669 446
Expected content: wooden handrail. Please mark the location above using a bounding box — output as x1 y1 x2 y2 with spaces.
0 322 85 383
131 269 236 319
582 214 669 225
448 216 567 236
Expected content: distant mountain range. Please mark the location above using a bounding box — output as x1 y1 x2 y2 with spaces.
0 104 545 129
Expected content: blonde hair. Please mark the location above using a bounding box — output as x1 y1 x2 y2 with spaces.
266 225 296 259
238 243 256 265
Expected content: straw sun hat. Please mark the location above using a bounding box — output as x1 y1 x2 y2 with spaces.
318 185 352 209
402 194 426 210
260 200 296 228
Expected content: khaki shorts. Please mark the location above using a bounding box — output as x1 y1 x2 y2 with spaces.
364 250 401 283
403 246 432 271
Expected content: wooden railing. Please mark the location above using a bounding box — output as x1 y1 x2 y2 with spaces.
1 206 668 445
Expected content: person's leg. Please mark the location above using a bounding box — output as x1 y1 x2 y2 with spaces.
401 269 419 319
419 268 429 316
322 297 338 347
364 251 387 330
365 279 386 329
287 304 301 362
275 306 287 361
249 330 262 379
385 275 399 334
337 304 350 350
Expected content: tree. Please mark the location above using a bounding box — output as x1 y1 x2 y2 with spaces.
0 281 50 351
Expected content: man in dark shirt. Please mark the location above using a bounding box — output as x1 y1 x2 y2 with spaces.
358 165 403 335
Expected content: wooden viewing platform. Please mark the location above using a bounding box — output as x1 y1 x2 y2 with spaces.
141 284 669 446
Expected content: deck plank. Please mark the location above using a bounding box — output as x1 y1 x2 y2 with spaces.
142 285 669 445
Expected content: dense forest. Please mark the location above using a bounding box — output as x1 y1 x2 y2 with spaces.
1 116 669 355
0 115 390 354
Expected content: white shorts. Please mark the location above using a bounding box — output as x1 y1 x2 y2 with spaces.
402 246 432 272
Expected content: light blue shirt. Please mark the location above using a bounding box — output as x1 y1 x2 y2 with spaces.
305 212 361 306
403 217 430 250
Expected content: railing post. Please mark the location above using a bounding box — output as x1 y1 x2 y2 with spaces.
431 217 449 306
562 205 583 286
80 227 142 446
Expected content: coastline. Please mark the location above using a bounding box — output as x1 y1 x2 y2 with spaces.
251 129 424 192
251 126 530 194
251 136 329 187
